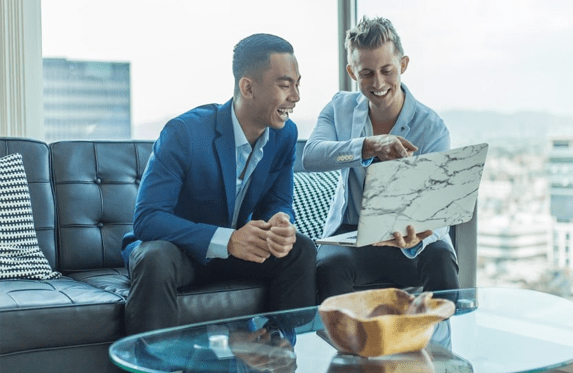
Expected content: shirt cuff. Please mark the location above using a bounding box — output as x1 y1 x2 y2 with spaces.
358 137 374 166
401 241 423 259
362 157 374 167
207 227 233 259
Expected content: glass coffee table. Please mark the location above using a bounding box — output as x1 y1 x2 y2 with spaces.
110 288 573 372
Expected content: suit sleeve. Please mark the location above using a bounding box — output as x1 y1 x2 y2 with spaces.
132 119 217 265
302 96 367 172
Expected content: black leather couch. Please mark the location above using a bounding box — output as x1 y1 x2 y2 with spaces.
0 137 477 373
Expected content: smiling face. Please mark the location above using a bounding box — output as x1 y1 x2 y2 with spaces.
241 53 301 137
347 42 409 115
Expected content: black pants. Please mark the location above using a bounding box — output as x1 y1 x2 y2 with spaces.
316 224 459 303
125 232 316 335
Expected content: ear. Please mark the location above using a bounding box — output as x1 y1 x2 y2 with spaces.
239 77 254 99
346 64 358 81
400 56 410 74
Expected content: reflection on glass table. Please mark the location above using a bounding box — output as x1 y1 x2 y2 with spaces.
110 288 573 373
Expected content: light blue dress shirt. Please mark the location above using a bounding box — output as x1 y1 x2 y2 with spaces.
206 104 270 259
303 83 453 259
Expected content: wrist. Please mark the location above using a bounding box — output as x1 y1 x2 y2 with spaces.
362 137 373 159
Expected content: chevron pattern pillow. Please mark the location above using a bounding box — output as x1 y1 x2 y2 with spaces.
293 170 340 241
0 153 61 280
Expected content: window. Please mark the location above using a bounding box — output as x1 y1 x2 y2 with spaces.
357 0 573 297
41 0 339 141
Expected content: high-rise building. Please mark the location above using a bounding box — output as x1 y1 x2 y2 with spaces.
548 137 573 223
548 137 573 269
552 222 573 270
43 58 131 141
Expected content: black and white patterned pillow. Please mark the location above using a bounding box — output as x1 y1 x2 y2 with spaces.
0 153 61 280
293 170 340 241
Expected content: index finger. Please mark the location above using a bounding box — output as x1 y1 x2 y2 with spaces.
392 141 409 158
269 225 296 238
249 220 271 230
392 231 407 247
397 137 418 152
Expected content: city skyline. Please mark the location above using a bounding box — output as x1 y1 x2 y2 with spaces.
41 0 573 140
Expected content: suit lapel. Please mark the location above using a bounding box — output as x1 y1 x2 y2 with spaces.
352 94 370 138
214 100 236 226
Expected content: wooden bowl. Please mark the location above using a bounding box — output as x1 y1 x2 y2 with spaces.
318 288 455 357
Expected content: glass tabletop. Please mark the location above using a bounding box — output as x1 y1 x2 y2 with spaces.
110 288 573 373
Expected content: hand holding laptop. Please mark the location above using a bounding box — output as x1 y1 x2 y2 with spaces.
373 225 433 248
316 143 489 248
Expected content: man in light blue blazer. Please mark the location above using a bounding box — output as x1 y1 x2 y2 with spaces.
121 34 316 335
303 17 459 302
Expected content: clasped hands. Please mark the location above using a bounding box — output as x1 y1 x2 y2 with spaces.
228 212 296 263
363 135 432 249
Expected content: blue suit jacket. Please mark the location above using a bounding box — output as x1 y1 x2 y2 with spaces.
122 99 297 265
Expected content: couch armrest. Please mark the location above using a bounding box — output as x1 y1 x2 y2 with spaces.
450 203 477 288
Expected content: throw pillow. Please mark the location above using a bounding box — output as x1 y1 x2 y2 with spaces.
293 170 340 241
0 153 61 280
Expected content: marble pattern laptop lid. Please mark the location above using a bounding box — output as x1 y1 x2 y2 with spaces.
317 143 489 247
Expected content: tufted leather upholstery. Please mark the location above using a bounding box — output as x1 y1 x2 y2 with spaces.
0 137 477 373
49 141 269 325
0 277 124 355
0 138 268 372
50 141 151 271
0 138 56 267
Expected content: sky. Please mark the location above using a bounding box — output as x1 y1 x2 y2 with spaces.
41 0 573 139
359 0 573 116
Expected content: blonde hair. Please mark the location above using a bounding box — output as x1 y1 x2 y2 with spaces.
345 16 404 65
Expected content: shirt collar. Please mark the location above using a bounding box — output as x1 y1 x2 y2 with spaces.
394 83 415 131
231 103 249 150
231 102 270 150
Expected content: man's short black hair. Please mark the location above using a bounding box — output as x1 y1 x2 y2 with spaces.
232 33 294 97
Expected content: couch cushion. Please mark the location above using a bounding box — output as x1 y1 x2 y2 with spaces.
0 277 125 354
0 154 60 280
0 138 56 269
68 268 268 325
50 141 153 272
293 170 339 241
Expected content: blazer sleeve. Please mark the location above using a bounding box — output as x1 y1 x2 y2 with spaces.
132 118 218 265
302 95 366 172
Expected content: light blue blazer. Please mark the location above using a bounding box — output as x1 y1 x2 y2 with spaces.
302 85 454 258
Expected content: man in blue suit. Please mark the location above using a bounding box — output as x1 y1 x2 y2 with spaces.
121 34 316 335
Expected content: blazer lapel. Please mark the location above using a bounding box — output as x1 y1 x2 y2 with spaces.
214 99 236 226
351 94 370 139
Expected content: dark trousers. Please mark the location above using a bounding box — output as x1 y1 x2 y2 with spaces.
125 232 316 335
316 224 459 303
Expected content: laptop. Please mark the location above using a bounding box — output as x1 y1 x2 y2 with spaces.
316 143 489 247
